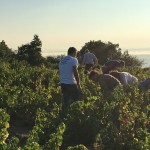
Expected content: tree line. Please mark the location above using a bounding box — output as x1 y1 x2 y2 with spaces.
0 34 143 67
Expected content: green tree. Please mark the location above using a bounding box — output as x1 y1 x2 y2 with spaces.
79 40 143 67
0 40 14 59
17 35 43 65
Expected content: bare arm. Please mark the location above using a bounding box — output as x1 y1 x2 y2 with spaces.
73 65 81 88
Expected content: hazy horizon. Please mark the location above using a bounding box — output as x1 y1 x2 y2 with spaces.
41 48 150 57
41 48 150 67
1 0 150 54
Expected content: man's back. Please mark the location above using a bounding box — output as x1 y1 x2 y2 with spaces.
120 72 138 85
82 52 97 65
99 74 121 91
59 56 78 84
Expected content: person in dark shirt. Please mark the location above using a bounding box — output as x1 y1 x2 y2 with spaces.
89 70 121 93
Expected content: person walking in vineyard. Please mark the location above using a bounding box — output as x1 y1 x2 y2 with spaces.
89 70 121 94
82 49 98 74
59 47 82 108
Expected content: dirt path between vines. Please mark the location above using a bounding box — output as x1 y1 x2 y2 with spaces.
8 118 33 146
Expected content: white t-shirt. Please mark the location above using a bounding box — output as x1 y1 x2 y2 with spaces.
82 52 97 65
59 56 78 84
120 72 138 85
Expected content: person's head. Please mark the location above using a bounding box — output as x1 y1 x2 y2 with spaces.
104 60 120 72
111 60 125 71
85 49 90 53
67 47 77 57
110 71 121 82
89 70 100 82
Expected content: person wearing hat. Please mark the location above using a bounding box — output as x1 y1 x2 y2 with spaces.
82 49 98 74
102 60 125 74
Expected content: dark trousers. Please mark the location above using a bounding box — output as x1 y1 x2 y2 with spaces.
61 83 80 107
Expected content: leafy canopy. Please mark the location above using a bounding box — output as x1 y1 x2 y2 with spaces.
79 40 143 67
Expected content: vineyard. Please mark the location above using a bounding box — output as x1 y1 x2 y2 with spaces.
0 59 149 150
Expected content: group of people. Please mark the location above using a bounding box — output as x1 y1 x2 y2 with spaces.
59 47 150 107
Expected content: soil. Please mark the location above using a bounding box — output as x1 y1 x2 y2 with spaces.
8 118 33 146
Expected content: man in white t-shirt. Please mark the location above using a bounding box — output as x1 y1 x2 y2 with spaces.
110 71 138 86
59 47 81 107
82 49 98 74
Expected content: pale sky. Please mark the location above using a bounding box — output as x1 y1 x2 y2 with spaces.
1 0 150 54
